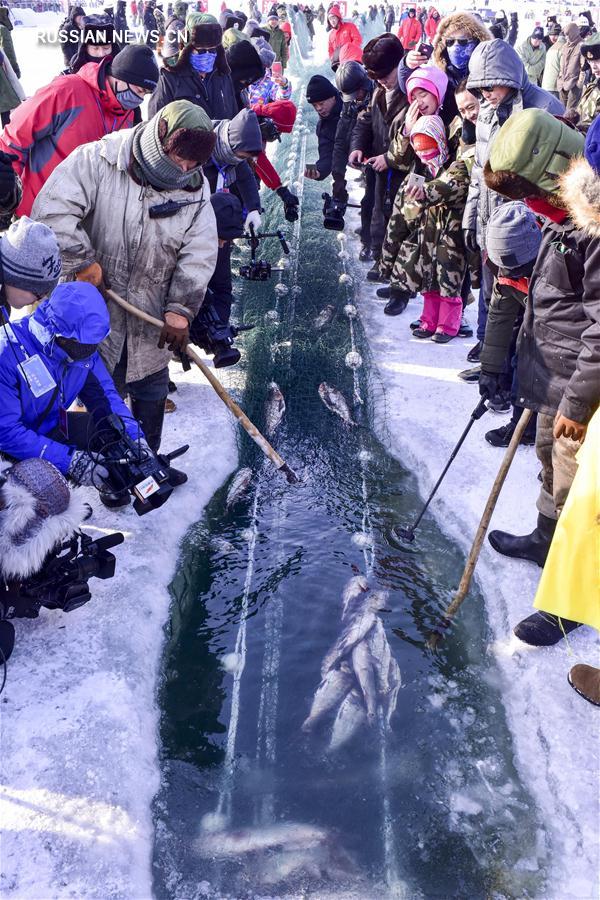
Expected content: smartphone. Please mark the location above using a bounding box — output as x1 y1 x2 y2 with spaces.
406 173 425 190
272 61 283 78
417 42 433 59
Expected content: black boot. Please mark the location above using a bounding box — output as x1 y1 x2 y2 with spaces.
514 611 582 646
131 398 166 453
485 421 536 448
359 244 371 262
384 288 410 316
467 340 482 363
366 258 387 283
0 619 15 662
376 285 391 299
488 513 557 567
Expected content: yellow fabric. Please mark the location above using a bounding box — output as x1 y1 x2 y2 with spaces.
534 408 600 630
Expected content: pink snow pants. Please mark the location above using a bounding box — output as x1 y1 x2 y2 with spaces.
420 291 462 336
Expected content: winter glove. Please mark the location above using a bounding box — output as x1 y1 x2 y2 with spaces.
304 163 321 180
0 150 17 205
478 370 500 400
244 209 262 232
276 185 299 222
76 262 105 289
463 228 478 255
158 311 189 352
67 450 109 487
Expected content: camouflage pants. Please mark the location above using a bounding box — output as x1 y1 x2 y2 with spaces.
535 413 581 519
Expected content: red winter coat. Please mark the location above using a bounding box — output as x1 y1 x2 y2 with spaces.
397 16 422 50
328 15 362 65
424 9 439 41
0 60 134 216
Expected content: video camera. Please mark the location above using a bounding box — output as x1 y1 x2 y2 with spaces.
91 414 188 516
189 301 253 368
1 530 124 622
239 224 290 281
321 192 361 231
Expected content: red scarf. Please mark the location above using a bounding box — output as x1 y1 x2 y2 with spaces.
525 195 569 224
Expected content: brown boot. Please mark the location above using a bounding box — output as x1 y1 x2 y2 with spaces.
568 664 600 707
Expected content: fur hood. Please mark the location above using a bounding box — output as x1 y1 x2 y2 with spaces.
432 11 490 71
559 156 600 237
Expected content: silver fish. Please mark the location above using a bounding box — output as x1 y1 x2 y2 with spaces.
196 822 329 858
314 303 336 330
341 575 370 620
382 656 402 726
264 381 285 437
302 662 354 732
366 618 392 696
328 688 368 752
351 638 377 719
318 382 357 427
320 592 386 677
225 467 253 508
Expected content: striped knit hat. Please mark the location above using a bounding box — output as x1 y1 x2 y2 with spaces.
0 216 62 297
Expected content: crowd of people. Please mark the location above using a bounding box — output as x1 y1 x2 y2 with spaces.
0 2 597 705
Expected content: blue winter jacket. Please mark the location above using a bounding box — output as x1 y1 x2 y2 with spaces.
0 282 142 474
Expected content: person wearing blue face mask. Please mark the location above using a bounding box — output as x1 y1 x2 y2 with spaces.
149 12 239 120
397 11 491 127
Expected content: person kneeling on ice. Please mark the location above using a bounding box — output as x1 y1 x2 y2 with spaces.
377 115 469 340
31 100 218 454
0 282 172 497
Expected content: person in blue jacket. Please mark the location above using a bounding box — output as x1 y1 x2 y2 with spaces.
0 280 145 489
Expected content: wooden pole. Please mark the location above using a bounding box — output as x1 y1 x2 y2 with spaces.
428 408 534 650
106 289 298 484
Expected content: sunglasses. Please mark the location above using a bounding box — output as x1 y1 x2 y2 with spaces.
446 38 474 47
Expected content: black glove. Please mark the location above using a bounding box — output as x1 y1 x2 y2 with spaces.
276 185 299 222
478 370 500 400
0 150 18 204
510 11 518 20
463 228 478 255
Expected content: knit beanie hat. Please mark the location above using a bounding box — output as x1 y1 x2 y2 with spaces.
484 108 585 200
185 12 223 47
406 64 448 107
306 74 338 102
252 35 276 68
133 100 215 190
362 33 403 79
210 191 244 239
0 217 61 297
584 114 600 175
486 201 542 269
255 99 297 132
0 458 88 580
110 44 160 89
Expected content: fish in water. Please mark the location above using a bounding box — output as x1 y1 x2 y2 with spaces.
328 688 368 752
382 656 402 726
351 638 378 719
341 574 369 619
302 662 354 732
226 467 253 508
366 618 392 696
314 304 336 330
195 822 330 858
318 382 357 427
320 591 386 678
264 381 285 436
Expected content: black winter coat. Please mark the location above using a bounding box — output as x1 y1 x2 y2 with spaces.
350 86 407 158
331 95 370 180
313 93 343 180
517 176 600 424
148 66 239 120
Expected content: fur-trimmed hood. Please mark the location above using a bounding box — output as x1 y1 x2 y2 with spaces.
559 156 600 237
432 11 490 72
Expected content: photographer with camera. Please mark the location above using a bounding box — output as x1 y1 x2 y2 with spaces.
304 75 343 182
0 457 123 668
31 100 219 455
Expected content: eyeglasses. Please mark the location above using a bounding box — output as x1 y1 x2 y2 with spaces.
446 38 474 47
479 86 496 93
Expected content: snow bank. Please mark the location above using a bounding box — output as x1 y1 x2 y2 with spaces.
13 10 62 28
0 362 238 898
348 203 600 898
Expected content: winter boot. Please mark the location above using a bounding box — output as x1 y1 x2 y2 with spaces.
376 286 391 299
488 389 511 414
514 611 582 646
568 664 600 706
131 398 165 453
413 327 435 339
458 316 473 338
410 319 421 331
485 421 536 448
457 364 481 383
359 244 371 262
431 331 454 344
467 340 482 363
0 619 15 663
488 513 557 567
366 259 387 283
384 288 410 316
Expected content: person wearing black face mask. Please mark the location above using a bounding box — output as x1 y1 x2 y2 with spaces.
0 44 159 218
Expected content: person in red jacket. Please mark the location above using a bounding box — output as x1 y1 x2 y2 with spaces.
397 7 422 50
0 45 159 217
328 4 362 71
424 6 440 41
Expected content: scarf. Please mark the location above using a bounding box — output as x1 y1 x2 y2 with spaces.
525 195 569 224
132 103 212 191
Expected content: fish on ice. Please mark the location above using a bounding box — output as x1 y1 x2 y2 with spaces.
318 382 357 427
225 467 253 508
314 304 336 330
264 381 286 436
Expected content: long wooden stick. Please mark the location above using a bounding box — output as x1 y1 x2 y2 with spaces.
428 407 534 649
106 289 298 483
